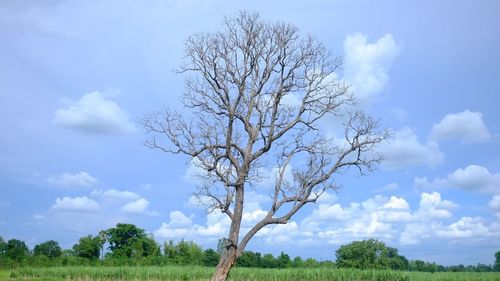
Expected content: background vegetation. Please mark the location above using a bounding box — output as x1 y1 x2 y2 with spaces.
1 223 499 278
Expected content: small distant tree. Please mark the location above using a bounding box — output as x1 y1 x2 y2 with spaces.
34 240 62 258
261 253 277 268
304 258 319 268
72 235 101 260
163 240 176 261
410 260 426 271
204 249 221 267
174 240 204 265
291 256 303 268
143 11 387 281
277 251 291 268
6 239 29 262
0 236 6 256
237 250 262 267
495 251 500 272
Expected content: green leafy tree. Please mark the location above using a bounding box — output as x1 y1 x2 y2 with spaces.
336 239 408 270
73 235 101 260
304 258 319 268
33 240 62 258
204 249 221 267
277 251 291 268
261 253 277 268
291 256 303 268
0 236 6 255
105 223 158 258
495 251 500 272
6 239 29 262
237 251 262 267
174 240 204 265
163 240 176 261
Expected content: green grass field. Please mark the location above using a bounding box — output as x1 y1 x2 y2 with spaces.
2 266 499 281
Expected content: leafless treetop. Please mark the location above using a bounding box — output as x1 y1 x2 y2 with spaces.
143 11 388 254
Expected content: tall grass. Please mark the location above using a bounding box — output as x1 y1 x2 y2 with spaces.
13 266 500 281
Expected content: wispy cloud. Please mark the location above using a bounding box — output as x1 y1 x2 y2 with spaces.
46 171 98 188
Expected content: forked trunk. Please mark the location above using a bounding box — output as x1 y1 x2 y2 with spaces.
211 247 238 281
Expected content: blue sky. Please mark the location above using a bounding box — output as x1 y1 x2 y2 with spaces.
1 0 500 265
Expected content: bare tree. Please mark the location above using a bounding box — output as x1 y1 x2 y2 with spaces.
143 12 388 281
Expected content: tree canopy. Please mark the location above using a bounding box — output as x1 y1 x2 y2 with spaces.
34 240 62 258
5 239 29 262
336 239 408 270
72 235 102 260
105 223 160 258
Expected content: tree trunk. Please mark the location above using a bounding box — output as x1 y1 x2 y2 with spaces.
211 246 238 281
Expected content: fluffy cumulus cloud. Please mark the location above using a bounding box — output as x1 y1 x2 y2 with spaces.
157 191 271 242
153 189 500 250
53 91 136 135
489 195 500 219
155 211 230 241
431 110 491 143
49 189 156 216
46 171 99 188
378 127 444 169
414 192 457 220
436 217 490 239
343 33 400 104
51 196 99 212
122 198 158 215
415 165 500 194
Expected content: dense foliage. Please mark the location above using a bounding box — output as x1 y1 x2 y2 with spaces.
33 240 62 258
336 239 408 270
1 224 499 273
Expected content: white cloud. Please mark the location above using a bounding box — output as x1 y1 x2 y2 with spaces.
90 188 157 215
154 210 230 240
383 196 410 210
399 223 433 245
156 189 499 250
343 33 400 104
373 182 399 193
307 203 356 222
47 171 98 188
51 196 99 212
167 211 193 227
91 189 140 201
415 192 457 220
415 165 500 194
436 217 490 239
53 91 136 135
489 195 500 219
316 191 338 204
431 110 491 143
121 198 157 215
391 108 408 122
489 195 500 210
302 194 413 244
379 127 444 169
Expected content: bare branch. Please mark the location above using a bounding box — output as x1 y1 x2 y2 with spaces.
142 11 388 281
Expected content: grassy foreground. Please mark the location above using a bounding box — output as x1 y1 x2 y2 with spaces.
5 266 500 281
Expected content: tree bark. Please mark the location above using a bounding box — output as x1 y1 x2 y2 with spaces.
211 246 238 281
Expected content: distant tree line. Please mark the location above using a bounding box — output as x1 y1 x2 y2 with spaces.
1 224 499 272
